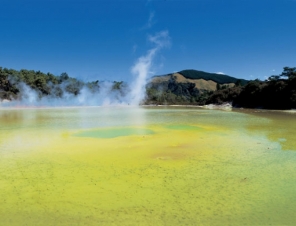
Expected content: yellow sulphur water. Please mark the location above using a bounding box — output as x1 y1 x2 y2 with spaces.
0 106 296 225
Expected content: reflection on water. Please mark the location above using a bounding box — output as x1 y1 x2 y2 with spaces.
0 106 296 225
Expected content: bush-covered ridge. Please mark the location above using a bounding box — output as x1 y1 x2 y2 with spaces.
178 69 248 85
145 70 248 105
1 66 296 110
0 67 125 102
145 67 296 109
205 67 296 109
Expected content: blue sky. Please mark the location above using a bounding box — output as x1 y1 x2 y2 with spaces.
1 0 295 82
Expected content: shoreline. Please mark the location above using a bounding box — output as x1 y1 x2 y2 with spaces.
1 100 296 113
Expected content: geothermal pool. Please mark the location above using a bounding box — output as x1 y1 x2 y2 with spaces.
0 107 296 225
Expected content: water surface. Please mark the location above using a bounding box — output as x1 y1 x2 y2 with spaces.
0 106 295 225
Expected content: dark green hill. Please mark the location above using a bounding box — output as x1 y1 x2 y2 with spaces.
146 69 250 105
178 69 248 85
0 67 124 102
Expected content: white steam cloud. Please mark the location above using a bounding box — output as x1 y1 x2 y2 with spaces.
129 30 170 105
1 31 170 108
2 79 130 107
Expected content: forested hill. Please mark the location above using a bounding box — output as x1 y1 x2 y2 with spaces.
1 66 296 109
0 67 125 102
178 69 248 85
145 67 296 109
145 69 248 105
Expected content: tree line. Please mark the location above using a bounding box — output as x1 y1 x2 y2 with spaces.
205 67 296 109
0 67 125 101
145 67 296 109
1 66 296 109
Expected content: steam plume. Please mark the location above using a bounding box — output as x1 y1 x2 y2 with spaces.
0 31 170 107
129 30 170 105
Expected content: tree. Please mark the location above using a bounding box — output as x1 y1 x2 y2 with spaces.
216 83 221 90
112 81 123 90
235 79 243 86
267 75 280 81
280 67 296 80
59 72 69 82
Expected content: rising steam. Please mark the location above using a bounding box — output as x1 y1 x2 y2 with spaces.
0 31 170 107
130 30 170 105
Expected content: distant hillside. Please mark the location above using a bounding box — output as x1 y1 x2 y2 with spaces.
146 69 249 105
146 67 296 109
149 70 248 93
178 69 248 85
3 65 294 109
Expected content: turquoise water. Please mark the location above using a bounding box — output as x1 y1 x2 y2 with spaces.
75 127 155 138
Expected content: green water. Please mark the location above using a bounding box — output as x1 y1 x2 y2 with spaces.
75 127 155 138
0 106 296 225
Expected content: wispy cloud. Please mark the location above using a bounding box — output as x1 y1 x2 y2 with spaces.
141 11 156 30
216 72 225 75
132 44 138 54
147 11 155 28
148 30 171 48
